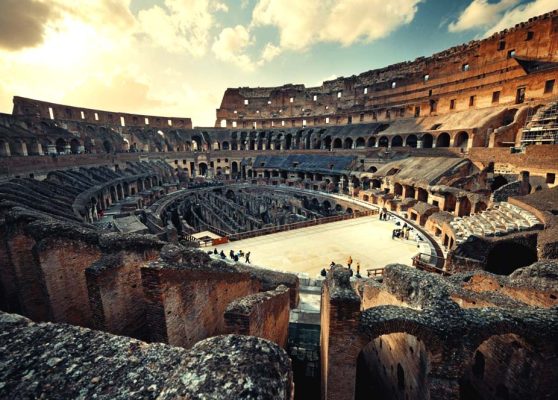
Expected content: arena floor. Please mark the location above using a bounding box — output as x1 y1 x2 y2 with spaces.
209 216 421 277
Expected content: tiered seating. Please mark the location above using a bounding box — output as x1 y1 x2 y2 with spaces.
450 202 542 244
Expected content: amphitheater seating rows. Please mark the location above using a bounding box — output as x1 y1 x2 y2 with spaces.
450 202 541 244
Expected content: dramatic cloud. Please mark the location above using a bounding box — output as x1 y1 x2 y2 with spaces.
448 0 557 34
212 25 255 70
137 0 227 56
0 0 56 51
251 0 422 51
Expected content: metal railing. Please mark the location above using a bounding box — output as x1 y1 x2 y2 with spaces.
412 253 451 276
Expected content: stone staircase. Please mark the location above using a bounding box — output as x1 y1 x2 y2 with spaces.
450 202 542 244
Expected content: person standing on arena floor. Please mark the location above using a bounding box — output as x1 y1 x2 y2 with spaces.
245 252 251 263
347 256 353 268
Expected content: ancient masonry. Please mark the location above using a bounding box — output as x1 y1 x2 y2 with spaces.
1 10 558 400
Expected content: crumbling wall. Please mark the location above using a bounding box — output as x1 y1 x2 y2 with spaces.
0 312 294 400
224 285 290 347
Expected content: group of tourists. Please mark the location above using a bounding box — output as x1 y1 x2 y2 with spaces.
321 256 361 278
213 248 251 263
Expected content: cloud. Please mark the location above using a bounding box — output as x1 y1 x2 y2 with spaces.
259 42 281 63
0 0 57 51
448 0 520 32
251 0 422 51
137 0 226 57
486 0 558 35
212 25 255 70
448 0 558 35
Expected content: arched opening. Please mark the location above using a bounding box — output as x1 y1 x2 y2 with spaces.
454 131 469 148
378 136 389 148
198 162 208 176
103 140 113 154
323 136 332 149
486 242 537 275
394 183 403 197
391 135 403 147
367 137 376 147
55 138 67 154
247 169 253 178
222 141 230 150
355 137 365 148
422 134 433 148
474 201 487 213
460 334 554 400
322 200 332 215
285 134 292 150
458 197 472 217
344 137 353 149
406 134 418 148
417 187 428 202
231 161 239 177
70 139 81 154
491 175 508 191
355 333 429 400
333 138 343 149
436 132 450 148
192 136 203 151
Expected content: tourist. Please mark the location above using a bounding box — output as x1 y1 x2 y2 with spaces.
356 262 360 276
330 261 335 268
320 268 327 277
220 250 226 259
213 248 218 255
245 252 251 263
347 256 353 268
229 249 234 259
234 255 239 262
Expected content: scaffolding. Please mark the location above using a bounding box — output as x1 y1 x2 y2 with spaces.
521 101 558 145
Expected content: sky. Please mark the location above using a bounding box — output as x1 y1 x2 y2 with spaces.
0 0 556 127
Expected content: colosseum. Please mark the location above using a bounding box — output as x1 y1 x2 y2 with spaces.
0 7 557 400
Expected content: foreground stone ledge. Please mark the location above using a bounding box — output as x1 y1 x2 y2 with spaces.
0 312 293 400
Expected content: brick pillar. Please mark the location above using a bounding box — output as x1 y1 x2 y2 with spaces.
321 267 363 400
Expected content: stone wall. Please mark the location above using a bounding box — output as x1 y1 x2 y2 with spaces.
0 312 294 400
224 285 290 347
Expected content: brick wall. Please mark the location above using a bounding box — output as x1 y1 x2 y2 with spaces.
224 285 290 347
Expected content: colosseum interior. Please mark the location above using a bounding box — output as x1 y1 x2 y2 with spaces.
0 7 557 400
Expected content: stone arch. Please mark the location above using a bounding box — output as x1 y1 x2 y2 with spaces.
474 201 487 213
323 135 332 149
391 135 403 147
103 140 113 154
55 138 67 154
486 242 537 275
491 175 508 191
460 333 555 400
198 162 208 176
405 134 418 148
422 133 433 148
222 141 230 150
231 161 239 177
344 137 353 149
458 197 472 217
394 183 403 196
333 138 343 149
367 137 376 147
378 136 389 147
436 132 450 148
285 133 293 150
454 131 469 148
356 312 443 400
368 166 378 173
70 138 81 154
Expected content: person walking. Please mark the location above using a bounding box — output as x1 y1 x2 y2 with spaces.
229 249 235 259
245 251 251 263
347 256 353 268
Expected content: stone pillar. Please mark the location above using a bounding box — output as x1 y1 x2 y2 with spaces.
416 139 423 149
64 144 71 154
47 144 57 155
